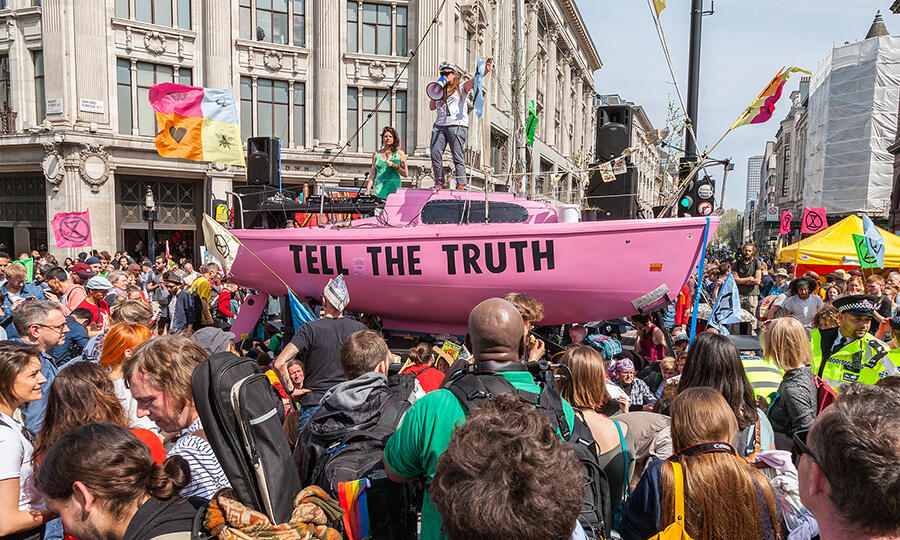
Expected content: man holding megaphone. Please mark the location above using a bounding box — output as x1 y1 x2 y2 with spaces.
428 58 492 189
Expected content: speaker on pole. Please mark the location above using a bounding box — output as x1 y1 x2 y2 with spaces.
586 104 637 219
246 136 281 186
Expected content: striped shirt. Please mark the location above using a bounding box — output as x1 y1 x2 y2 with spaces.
171 418 230 500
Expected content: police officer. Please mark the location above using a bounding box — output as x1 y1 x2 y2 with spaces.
811 294 897 388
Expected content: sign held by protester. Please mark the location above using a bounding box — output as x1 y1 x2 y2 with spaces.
801 207 827 234
51 210 93 248
852 233 879 269
708 273 742 335
861 214 885 268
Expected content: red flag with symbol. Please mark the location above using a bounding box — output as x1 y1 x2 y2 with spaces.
51 210 93 248
779 210 792 235
801 207 827 234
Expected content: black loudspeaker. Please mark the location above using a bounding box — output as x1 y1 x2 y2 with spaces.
594 105 632 161
246 137 282 186
586 104 636 220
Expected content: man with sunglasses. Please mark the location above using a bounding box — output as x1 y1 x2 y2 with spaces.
11 299 67 436
796 383 900 539
429 59 492 190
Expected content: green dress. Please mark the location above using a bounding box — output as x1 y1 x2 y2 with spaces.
373 151 402 198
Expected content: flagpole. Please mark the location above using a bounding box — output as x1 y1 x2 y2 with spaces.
689 217 711 346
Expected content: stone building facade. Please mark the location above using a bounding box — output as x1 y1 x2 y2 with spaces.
0 0 600 259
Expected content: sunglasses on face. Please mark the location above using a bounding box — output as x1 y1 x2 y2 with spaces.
792 429 816 462
440 70 453 76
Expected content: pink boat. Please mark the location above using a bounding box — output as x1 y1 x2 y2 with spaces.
227 189 718 334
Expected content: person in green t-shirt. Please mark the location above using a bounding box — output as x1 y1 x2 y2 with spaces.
383 298 575 540
365 126 407 199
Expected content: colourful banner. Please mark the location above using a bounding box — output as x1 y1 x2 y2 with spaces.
526 99 538 147
861 214 885 268
13 258 33 282
337 479 371 540
779 210 792 235
731 67 811 129
852 233 879 269
801 207 827 234
148 83 245 166
51 210 93 248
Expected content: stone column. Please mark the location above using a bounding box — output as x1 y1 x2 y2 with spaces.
41 0 75 126
573 73 583 155
413 0 441 155
313 0 340 147
525 1 538 103
544 26 557 145
560 53 572 156
71 0 109 128
203 0 233 88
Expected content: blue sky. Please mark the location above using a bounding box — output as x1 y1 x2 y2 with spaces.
578 0 893 211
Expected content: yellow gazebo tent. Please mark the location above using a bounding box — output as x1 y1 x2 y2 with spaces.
777 215 900 272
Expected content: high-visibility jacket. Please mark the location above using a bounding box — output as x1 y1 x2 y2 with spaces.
810 329 897 388
740 354 784 401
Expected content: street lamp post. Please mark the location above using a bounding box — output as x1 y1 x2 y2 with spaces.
144 186 156 261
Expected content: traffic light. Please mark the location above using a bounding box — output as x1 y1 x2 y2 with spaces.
677 174 715 217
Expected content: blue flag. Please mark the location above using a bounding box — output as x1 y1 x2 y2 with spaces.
472 59 486 118
861 214 885 268
709 272 742 334
287 289 316 332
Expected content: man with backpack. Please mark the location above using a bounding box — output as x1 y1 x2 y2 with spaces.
384 298 609 539
295 329 418 538
189 263 219 330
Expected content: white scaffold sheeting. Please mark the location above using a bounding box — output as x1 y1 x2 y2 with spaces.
804 35 900 215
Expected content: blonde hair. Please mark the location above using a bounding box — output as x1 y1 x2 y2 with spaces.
502 292 544 325
762 317 812 371
660 356 677 372
122 335 205 414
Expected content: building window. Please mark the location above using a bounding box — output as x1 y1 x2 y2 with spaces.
395 90 407 151
177 0 191 30
349 2 402 55
117 0 190 28
292 0 305 46
491 131 507 174
136 0 172 27
241 0 304 46
177 67 192 85
347 87 359 152
293 83 305 147
0 54 9 125
116 59 132 135
466 31 474 73
348 87 405 153
256 78 288 140
396 6 407 55
136 62 173 136
240 76 252 141
781 134 791 198
33 51 44 124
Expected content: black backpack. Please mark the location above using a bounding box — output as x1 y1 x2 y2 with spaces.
295 381 419 539
190 351 301 524
444 361 612 540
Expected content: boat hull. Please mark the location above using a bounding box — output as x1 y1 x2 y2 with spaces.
228 217 717 333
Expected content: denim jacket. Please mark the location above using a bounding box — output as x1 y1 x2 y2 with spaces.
0 282 46 336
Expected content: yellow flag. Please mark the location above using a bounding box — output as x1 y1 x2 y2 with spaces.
654 0 665 17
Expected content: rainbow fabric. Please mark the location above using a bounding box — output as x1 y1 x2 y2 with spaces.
731 67 811 129
148 83 245 166
337 479 371 540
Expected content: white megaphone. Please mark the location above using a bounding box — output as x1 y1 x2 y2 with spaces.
426 76 448 101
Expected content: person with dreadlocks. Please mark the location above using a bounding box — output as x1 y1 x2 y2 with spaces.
429 59 492 190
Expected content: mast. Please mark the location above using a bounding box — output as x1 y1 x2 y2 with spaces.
511 0 526 194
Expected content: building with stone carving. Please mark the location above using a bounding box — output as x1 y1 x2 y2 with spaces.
0 0 600 260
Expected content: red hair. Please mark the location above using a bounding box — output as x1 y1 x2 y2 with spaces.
99 322 153 369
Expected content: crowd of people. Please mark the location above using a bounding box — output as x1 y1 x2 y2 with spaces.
0 245 898 540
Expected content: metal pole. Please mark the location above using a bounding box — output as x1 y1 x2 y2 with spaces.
512 0 525 194
688 217 711 345
684 0 703 161
147 212 155 261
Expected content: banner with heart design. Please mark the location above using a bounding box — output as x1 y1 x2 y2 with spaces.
148 83 245 166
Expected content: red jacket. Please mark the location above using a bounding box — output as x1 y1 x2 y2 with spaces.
675 284 692 327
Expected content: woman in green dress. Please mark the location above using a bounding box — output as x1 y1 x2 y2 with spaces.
365 126 408 198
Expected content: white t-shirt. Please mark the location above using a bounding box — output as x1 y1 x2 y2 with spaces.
0 411 43 511
113 377 160 434
783 294 824 327
434 89 470 127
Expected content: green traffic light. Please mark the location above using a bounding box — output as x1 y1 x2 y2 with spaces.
680 197 691 207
